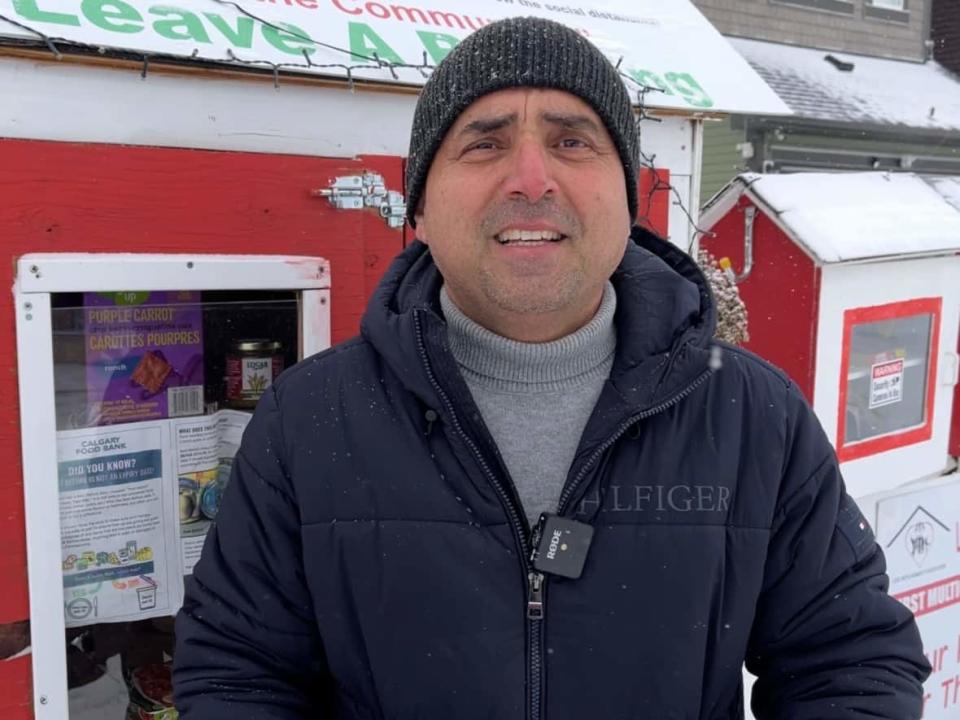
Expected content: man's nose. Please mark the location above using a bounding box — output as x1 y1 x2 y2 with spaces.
502 136 558 203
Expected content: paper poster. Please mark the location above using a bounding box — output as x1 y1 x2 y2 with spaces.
869 358 904 409
173 411 251 574
57 409 253 626
57 422 178 627
877 478 960 718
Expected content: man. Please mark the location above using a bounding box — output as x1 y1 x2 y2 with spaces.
174 16 930 719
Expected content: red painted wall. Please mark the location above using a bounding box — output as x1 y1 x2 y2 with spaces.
702 197 820 402
0 656 31 720
0 137 406 717
637 167 671 238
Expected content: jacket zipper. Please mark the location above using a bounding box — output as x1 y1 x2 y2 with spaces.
415 310 713 720
413 311 541 720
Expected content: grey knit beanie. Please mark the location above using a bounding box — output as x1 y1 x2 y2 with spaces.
405 16 639 228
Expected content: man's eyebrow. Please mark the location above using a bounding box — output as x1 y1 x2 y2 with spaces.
541 112 603 134
456 113 518 138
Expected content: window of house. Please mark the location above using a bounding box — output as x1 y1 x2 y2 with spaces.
768 0 854 15
864 0 909 22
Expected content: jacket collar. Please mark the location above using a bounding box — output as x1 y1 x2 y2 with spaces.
360 226 716 415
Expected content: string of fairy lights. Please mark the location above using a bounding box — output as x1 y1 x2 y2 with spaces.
0 1 714 247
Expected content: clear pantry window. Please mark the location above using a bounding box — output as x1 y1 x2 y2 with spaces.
837 298 940 462
15 254 329 720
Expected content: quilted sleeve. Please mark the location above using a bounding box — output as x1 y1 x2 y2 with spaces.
173 385 330 719
746 383 930 719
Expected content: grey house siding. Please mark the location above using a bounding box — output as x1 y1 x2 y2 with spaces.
692 0 927 61
932 0 960 74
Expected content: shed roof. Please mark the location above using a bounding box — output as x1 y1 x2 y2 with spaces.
729 37 960 133
700 172 960 264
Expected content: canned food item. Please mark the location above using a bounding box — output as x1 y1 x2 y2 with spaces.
225 339 283 409
126 663 178 720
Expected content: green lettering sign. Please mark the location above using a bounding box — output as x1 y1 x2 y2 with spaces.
625 69 715 109
12 0 80 26
348 21 403 64
262 21 315 56
204 13 254 49
664 72 714 109
626 69 673 96
150 6 211 43
417 30 459 64
81 0 142 33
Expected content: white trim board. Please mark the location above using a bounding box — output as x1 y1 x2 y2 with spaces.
13 252 331 720
2 56 418 158
17 254 331 293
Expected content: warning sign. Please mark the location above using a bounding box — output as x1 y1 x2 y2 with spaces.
869 358 904 409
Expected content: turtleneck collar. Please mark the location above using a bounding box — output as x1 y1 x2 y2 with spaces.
439 282 617 393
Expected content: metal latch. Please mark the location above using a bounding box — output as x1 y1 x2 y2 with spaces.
313 173 406 229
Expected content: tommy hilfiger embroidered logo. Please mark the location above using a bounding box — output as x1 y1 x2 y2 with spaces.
578 484 731 515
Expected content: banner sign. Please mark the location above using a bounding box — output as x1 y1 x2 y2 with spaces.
877 479 960 718
0 0 790 115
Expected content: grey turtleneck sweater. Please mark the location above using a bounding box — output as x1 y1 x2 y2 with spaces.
440 283 617 527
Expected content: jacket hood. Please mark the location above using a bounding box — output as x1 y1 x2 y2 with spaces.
360 226 716 412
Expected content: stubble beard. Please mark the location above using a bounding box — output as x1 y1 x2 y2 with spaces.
478 263 585 316
477 198 586 316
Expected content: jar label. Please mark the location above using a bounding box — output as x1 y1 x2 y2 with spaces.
241 357 273 393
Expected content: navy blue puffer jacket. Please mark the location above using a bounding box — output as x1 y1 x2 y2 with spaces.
174 228 929 719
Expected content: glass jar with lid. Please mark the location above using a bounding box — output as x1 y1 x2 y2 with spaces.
225 338 283 409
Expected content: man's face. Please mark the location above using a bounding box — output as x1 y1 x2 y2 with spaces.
414 88 632 342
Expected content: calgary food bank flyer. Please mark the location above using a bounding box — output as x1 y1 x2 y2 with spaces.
56 411 252 627
57 422 180 627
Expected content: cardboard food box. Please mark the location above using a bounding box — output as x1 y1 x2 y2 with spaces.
85 291 204 426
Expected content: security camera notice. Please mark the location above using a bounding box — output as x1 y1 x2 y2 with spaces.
869 358 904 409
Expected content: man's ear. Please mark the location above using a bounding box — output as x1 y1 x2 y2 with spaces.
414 202 428 244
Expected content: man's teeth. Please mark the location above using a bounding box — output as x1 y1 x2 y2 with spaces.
496 230 564 244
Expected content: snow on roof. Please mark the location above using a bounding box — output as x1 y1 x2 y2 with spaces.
927 176 960 212
701 172 960 264
729 37 960 132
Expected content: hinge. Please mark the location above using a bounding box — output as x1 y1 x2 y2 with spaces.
313 172 406 229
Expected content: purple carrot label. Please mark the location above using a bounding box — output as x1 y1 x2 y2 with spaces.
84 291 204 426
